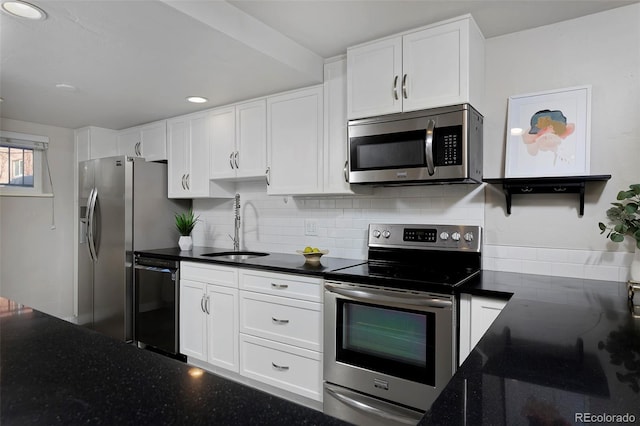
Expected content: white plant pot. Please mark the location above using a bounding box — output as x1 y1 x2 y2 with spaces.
631 246 640 282
178 235 193 251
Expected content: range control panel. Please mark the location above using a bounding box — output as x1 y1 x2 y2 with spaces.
368 224 482 252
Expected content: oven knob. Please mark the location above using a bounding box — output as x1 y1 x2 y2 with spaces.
439 231 449 241
382 230 391 238
464 232 474 242
451 232 461 241
372 229 381 238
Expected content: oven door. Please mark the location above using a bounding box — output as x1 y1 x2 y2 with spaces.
323 281 455 416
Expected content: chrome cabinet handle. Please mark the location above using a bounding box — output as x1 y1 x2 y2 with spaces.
185 174 190 190
205 295 210 315
229 152 235 169
402 73 408 99
181 174 186 190
272 317 289 325
265 167 270 186
425 119 435 176
234 151 239 169
393 75 399 100
200 295 205 313
135 141 141 156
343 161 349 183
271 282 288 289
271 362 289 371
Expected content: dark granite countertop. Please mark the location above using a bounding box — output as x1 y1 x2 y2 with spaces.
0 297 348 426
422 271 640 425
136 246 366 277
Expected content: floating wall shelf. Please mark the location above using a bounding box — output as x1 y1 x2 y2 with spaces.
483 175 611 216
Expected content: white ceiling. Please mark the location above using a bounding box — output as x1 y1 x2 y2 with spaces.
0 0 637 131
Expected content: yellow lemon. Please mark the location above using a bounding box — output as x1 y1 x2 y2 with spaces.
312 247 320 253
303 246 313 253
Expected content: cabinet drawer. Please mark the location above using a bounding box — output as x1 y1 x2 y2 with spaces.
240 334 322 401
181 262 238 288
239 270 322 302
240 292 321 351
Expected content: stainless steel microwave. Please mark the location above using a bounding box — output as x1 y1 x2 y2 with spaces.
347 104 483 185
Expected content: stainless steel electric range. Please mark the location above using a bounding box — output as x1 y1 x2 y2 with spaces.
323 223 482 426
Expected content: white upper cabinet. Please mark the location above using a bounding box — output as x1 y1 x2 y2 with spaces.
347 15 484 119
167 111 234 199
210 99 266 181
266 85 323 195
117 120 167 161
75 126 117 162
323 58 370 195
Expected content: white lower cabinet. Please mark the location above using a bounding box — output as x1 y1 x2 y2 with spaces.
240 334 322 401
179 262 239 372
239 269 324 402
458 293 508 365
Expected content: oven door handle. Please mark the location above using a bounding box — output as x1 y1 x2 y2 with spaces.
325 383 422 425
324 283 452 309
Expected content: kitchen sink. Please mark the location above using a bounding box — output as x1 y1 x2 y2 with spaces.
201 251 270 261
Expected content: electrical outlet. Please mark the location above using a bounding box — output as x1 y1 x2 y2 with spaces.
304 219 318 236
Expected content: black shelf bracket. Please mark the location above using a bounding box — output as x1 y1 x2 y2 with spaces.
483 175 611 216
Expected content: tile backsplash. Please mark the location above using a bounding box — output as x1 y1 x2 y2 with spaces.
192 181 631 282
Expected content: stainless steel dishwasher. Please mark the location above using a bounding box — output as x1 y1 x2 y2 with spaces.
133 254 184 360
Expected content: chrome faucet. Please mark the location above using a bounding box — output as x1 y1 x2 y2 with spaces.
231 193 241 252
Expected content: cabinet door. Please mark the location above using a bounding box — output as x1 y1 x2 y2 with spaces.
402 20 468 112
236 99 266 179
347 37 402 119
187 112 211 197
167 117 190 198
117 128 142 157
140 121 167 162
207 285 239 372
180 280 207 361
210 106 237 180
267 86 323 195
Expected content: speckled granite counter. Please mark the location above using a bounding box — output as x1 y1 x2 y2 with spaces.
422 271 640 425
0 297 348 425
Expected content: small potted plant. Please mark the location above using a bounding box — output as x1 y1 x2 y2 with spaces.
175 209 199 251
598 183 640 281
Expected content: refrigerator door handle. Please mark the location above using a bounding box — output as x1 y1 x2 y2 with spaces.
87 187 99 262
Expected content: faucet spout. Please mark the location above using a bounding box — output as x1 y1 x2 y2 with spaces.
233 193 241 252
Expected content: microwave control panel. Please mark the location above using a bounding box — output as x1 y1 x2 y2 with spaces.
434 125 463 166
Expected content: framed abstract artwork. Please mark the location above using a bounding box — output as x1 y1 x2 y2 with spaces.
504 85 591 178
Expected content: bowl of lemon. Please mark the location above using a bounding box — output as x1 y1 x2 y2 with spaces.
296 246 329 265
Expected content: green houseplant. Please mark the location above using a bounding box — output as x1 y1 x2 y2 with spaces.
599 184 640 281
175 209 199 251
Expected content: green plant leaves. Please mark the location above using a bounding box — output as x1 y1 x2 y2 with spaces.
610 233 625 243
600 183 640 247
175 209 199 236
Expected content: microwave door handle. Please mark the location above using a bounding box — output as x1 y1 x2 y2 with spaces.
425 119 436 176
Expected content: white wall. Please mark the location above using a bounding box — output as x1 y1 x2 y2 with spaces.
482 4 640 281
0 118 75 319
194 4 640 282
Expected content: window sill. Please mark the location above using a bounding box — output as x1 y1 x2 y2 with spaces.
0 192 54 198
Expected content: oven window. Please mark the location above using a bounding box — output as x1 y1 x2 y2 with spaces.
351 130 426 170
336 300 436 385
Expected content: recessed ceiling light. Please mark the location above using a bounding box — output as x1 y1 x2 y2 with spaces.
187 96 208 104
55 83 77 91
1 1 47 20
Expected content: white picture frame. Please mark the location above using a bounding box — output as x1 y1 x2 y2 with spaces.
504 85 591 178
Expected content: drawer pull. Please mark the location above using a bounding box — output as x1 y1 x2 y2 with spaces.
271 283 289 289
272 362 289 371
272 317 289 325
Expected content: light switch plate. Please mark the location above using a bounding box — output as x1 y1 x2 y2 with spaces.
304 219 318 236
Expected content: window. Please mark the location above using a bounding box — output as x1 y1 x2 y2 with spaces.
0 131 49 196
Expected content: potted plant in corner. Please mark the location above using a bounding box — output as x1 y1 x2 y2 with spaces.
175 209 199 251
598 183 640 281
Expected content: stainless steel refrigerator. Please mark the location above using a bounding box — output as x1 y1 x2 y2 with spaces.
78 156 187 341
